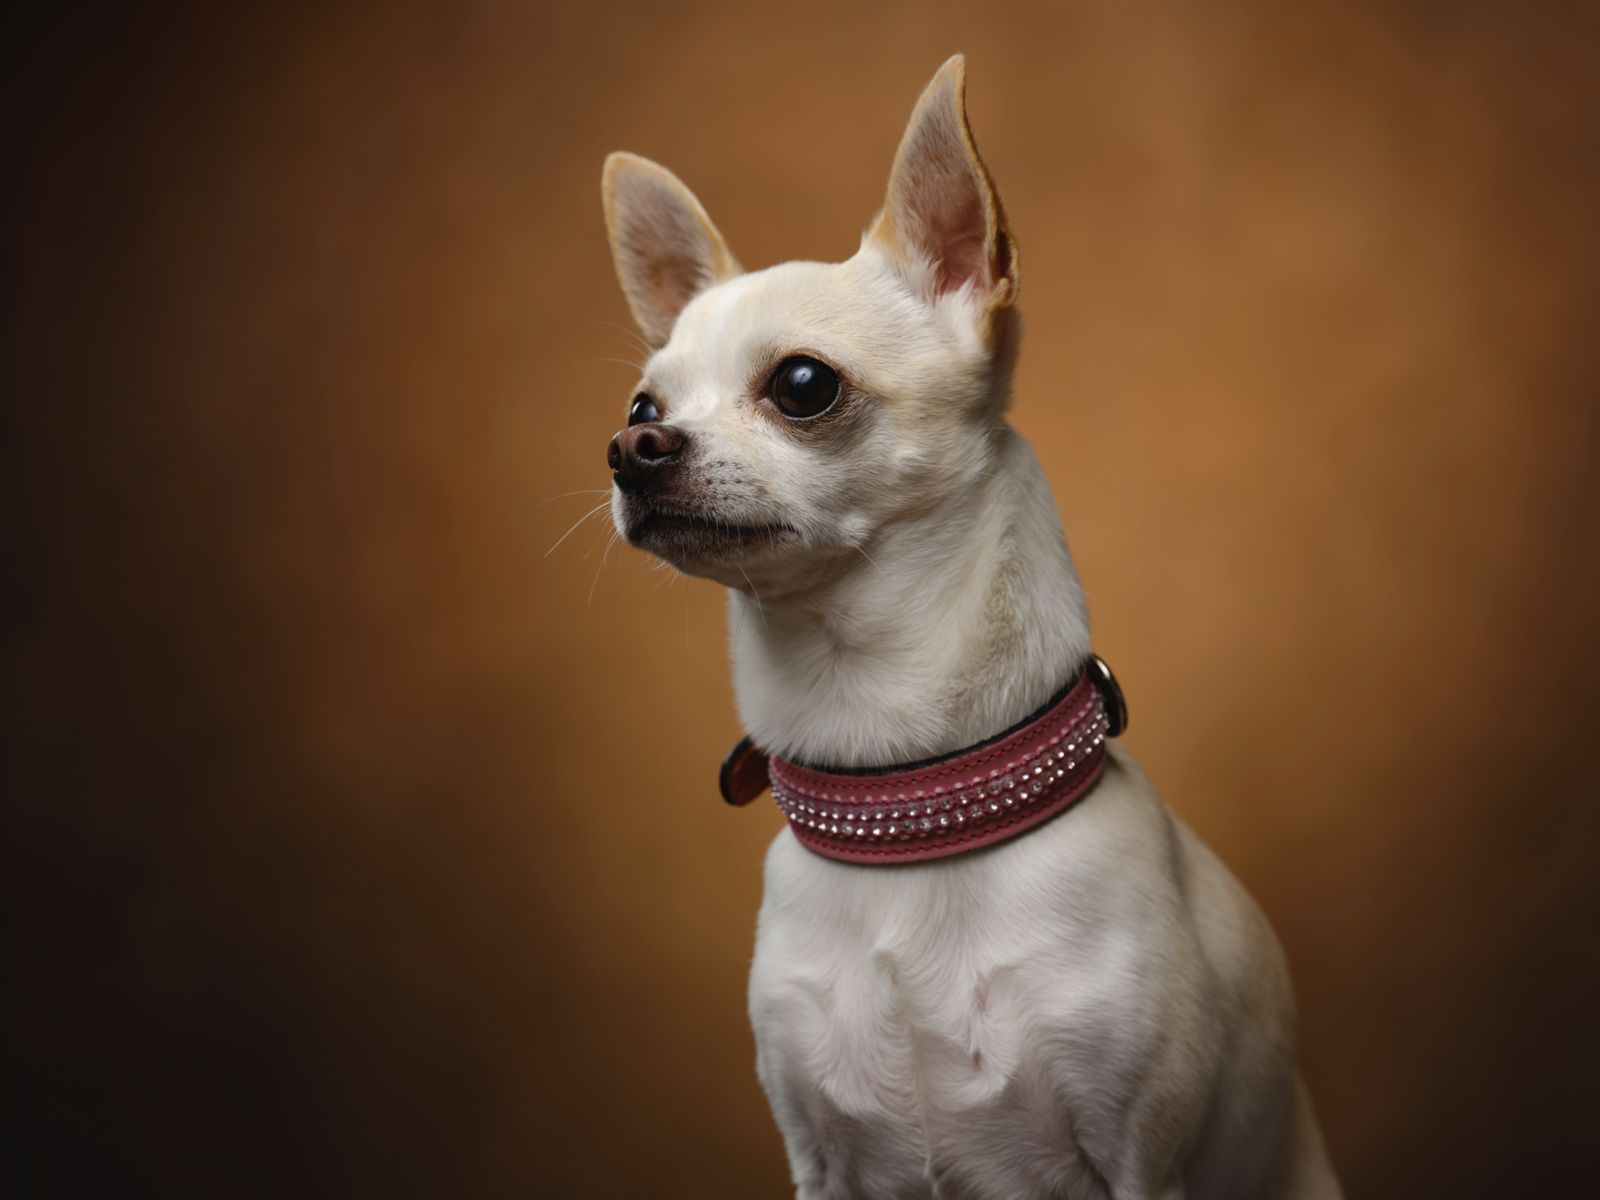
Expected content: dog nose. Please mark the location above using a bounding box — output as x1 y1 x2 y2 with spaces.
607 422 687 488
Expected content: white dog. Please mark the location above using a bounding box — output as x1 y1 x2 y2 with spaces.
600 56 1342 1200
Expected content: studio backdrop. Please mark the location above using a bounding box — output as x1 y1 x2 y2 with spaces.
5 3 1598 1196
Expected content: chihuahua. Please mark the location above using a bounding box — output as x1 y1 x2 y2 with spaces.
600 56 1341 1200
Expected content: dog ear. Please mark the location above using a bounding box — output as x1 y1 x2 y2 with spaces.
868 56 1018 335
602 153 741 347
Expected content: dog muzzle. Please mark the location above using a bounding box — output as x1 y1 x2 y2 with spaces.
719 655 1128 865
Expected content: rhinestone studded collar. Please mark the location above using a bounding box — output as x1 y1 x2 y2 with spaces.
719 655 1128 865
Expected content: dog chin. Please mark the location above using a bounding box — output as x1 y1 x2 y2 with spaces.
621 500 797 572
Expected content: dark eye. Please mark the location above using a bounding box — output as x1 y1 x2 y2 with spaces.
770 357 840 419
628 394 660 426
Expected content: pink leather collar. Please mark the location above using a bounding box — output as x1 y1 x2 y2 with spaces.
720 656 1128 865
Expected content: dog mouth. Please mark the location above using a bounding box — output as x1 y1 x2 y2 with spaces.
623 501 797 559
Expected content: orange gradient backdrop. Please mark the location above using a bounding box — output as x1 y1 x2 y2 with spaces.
5 3 1599 1196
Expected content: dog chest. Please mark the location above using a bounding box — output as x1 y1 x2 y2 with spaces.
747 797 1198 1197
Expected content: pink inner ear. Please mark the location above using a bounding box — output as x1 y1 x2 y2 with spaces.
895 107 992 296
928 198 987 295
616 176 720 333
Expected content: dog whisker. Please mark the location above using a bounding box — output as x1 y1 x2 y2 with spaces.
596 319 655 360
737 565 767 630
545 501 613 558
592 355 650 373
587 528 621 607
853 543 886 579
540 488 612 506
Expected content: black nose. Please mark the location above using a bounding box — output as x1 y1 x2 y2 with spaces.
607 422 687 489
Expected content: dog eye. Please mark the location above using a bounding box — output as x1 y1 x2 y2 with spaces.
770 357 840 419
628 394 660 426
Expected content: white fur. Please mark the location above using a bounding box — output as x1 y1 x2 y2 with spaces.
603 56 1342 1199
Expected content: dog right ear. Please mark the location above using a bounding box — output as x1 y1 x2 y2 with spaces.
867 56 1018 345
602 153 741 347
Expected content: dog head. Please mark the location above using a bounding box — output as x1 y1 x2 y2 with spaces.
602 56 1021 593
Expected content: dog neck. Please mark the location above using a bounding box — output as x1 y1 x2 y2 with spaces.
728 427 1093 769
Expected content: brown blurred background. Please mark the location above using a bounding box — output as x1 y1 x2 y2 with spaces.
4 2 1599 1196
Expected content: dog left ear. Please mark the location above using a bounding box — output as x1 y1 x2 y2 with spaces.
603 152 742 347
868 56 1018 340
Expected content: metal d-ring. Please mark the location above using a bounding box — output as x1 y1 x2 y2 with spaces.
1086 653 1129 738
